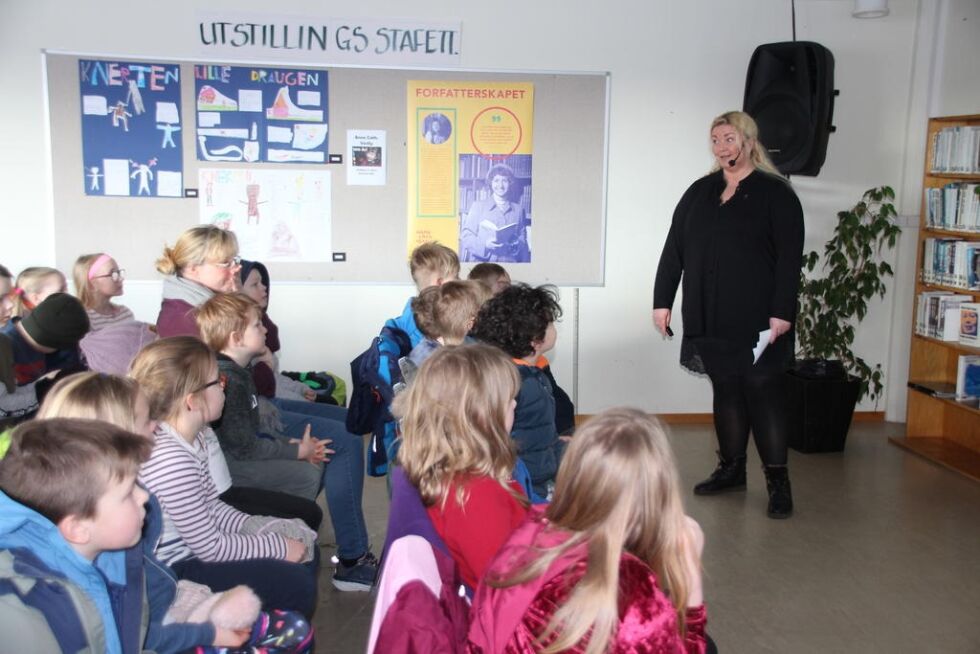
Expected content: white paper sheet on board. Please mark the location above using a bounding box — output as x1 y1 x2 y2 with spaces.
347 129 386 186
238 90 263 112
292 124 328 150
198 112 221 127
103 159 131 196
297 90 321 106
267 126 293 143
156 170 183 197
156 102 179 124
199 168 332 263
83 95 108 116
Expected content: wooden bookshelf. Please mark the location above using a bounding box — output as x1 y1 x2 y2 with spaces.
891 114 980 482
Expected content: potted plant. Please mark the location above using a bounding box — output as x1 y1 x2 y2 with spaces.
790 186 901 452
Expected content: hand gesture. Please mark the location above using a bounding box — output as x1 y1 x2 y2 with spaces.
652 308 672 337
769 317 792 343
284 537 306 563
213 625 251 648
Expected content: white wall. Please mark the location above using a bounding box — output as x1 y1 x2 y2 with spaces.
1 0 975 416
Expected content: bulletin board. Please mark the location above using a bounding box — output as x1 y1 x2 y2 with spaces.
45 52 609 285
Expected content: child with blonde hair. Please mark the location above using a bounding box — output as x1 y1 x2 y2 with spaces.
468 408 708 653
35 372 314 654
74 253 156 374
404 280 490 375
468 262 512 295
9 266 66 317
392 343 529 589
197 293 376 591
155 225 241 337
390 241 460 348
130 336 320 618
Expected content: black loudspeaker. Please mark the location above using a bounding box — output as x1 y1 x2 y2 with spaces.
743 41 837 176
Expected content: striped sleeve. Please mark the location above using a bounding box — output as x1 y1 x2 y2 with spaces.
139 433 287 563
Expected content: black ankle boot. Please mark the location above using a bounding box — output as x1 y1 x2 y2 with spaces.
693 454 746 495
764 465 793 519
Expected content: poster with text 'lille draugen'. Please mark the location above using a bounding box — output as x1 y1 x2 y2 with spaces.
195 64 329 164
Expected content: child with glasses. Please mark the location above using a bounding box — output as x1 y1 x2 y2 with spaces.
130 336 320 619
73 253 157 375
155 226 242 338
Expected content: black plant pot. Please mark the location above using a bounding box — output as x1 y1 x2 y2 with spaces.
785 359 861 453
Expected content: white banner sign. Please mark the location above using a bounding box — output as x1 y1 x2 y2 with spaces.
197 13 462 66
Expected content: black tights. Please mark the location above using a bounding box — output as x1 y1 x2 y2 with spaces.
710 368 789 466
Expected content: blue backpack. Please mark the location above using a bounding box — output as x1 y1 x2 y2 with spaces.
346 322 413 476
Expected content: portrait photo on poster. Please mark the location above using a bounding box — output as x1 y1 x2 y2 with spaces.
458 153 532 263
422 112 452 144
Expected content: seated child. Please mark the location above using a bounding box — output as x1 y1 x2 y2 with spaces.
470 283 564 498
9 266 66 317
468 408 708 653
468 262 512 295
0 417 153 653
35 372 313 654
130 337 321 617
196 293 377 591
392 344 529 590
239 259 325 403
0 292 89 421
391 242 460 348
405 280 491 374
74 252 156 374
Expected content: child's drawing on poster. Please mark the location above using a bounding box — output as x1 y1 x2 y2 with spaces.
78 59 183 197
199 168 331 263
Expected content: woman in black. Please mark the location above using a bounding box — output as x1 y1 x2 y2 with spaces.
652 111 804 519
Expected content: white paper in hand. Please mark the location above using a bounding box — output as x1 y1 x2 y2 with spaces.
753 329 772 364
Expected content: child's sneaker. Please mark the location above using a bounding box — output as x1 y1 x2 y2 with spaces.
332 551 378 591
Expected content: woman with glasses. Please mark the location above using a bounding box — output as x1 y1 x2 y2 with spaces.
155 225 242 338
73 252 157 375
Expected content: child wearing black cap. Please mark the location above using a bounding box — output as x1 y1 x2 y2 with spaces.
0 292 89 421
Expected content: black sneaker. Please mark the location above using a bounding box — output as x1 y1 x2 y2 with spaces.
332 551 378 592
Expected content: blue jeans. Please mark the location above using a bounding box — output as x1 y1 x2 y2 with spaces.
276 398 368 560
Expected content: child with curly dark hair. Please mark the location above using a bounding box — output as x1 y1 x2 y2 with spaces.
470 283 564 499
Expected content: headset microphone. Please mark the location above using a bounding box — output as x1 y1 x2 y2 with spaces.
728 147 742 168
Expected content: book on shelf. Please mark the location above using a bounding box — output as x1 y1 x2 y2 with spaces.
925 183 980 230
907 380 957 398
917 293 974 340
959 302 980 346
955 354 980 400
931 126 980 174
921 238 980 289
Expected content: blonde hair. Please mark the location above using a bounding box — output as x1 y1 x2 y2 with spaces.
38 371 141 433
411 286 441 340
392 344 523 509
196 292 261 352
156 226 239 276
432 280 490 345
468 263 510 291
409 242 460 290
13 266 65 316
710 111 782 176
129 336 214 421
492 408 694 654
72 253 106 310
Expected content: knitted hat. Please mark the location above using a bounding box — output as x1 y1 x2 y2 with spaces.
239 259 270 290
20 293 90 349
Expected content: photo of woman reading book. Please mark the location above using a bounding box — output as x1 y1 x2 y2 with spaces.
460 163 531 263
